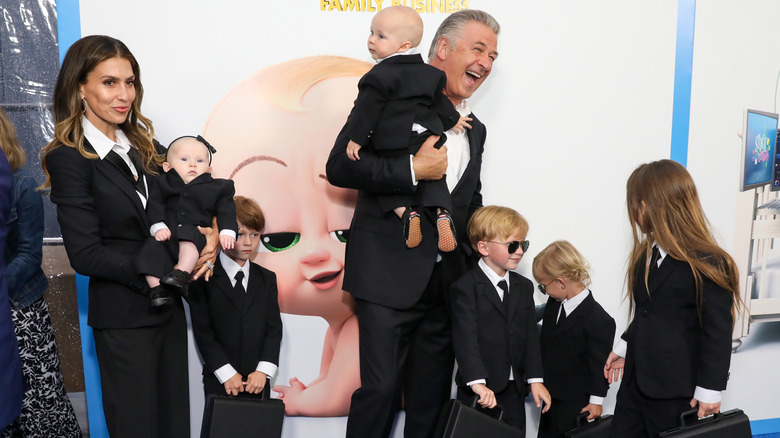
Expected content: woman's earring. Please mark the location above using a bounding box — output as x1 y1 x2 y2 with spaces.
81 98 87 114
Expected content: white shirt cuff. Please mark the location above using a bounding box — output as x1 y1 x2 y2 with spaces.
466 379 486 387
613 339 628 358
694 386 721 404
214 364 239 384
220 229 237 240
150 222 168 237
409 155 418 186
527 378 544 384
589 396 605 405
256 361 277 378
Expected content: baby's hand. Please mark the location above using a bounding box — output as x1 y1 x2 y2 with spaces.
220 235 236 250
451 116 473 134
346 140 362 161
155 228 171 241
272 377 307 415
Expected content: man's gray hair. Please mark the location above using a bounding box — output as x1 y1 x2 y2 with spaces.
427 9 500 61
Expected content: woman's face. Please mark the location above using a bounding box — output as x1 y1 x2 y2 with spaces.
206 76 359 321
79 57 135 138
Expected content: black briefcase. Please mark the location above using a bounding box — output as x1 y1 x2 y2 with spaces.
659 409 752 437
564 412 613 438
434 397 522 438
200 392 285 438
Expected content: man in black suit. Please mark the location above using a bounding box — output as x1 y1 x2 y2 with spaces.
326 9 500 438
189 196 282 398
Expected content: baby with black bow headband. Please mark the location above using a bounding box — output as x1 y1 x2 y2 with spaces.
136 135 238 308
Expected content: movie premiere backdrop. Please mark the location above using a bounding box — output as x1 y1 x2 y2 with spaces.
50 0 780 436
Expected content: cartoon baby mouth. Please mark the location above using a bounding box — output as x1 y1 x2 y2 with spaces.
310 270 342 284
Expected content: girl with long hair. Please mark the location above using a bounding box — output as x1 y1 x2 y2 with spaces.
604 159 740 437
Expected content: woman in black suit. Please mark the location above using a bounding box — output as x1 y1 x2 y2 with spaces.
41 35 213 438
604 159 740 437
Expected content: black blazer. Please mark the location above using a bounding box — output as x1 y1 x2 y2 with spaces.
540 293 615 402
47 142 172 329
622 254 733 399
189 259 283 379
345 53 459 151
326 109 485 309
147 170 237 241
449 267 543 394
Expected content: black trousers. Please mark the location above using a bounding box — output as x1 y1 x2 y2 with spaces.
609 362 690 438
346 263 454 438
538 398 583 438
92 301 190 438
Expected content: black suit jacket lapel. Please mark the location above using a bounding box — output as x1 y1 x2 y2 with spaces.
85 139 148 221
553 292 594 337
243 264 260 315
476 269 506 317
213 263 245 312
451 113 480 196
649 255 674 295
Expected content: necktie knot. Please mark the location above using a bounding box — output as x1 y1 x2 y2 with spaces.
497 280 508 296
234 271 245 284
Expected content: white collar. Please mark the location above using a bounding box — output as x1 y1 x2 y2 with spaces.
82 117 132 159
478 258 510 288
376 47 419 63
561 288 590 315
219 251 250 284
652 241 668 266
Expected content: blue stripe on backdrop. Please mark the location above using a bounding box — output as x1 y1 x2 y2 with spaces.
56 0 110 436
670 0 696 166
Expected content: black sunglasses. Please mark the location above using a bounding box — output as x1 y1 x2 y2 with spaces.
537 278 555 295
488 240 529 254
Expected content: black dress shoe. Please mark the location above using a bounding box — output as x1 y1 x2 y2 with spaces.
160 269 191 299
149 285 173 309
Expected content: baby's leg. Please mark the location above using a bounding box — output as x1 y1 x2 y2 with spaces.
177 241 199 274
394 206 405 218
146 275 161 288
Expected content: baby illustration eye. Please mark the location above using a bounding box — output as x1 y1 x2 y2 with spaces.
329 229 349 243
259 232 301 252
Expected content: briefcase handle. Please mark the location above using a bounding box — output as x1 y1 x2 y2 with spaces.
574 411 606 428
469 395 505 422
676 409 721 429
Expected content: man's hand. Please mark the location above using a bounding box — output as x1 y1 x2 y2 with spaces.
412 135 447 181
604 351 625 383
471 383 496 409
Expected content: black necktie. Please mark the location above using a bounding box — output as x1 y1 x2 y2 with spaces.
127 147 146 197
497 280 509 314
649 246 661 279
234 271 246 294
558 305 567 325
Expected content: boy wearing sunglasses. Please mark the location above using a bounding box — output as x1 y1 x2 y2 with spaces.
449 205 550 434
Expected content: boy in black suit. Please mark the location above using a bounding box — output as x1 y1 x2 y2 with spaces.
449 205 551 434
136 135 237 308
189 196 283 398
343 6 468 251
532 240 615 438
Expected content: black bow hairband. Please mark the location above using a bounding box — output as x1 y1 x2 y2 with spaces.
167 135 218 164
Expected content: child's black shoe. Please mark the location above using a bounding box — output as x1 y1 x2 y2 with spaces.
437 210 457 253
149 285 173 309
402 208 422 249
160 269 191 299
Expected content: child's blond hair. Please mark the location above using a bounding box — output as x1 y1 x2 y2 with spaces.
532 240 591 287
467 205 528 253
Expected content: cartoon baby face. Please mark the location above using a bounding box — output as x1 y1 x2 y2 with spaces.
206 57 370 322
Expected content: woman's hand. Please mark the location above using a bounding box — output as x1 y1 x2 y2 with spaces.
192 219 219 281
604 351 625 383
